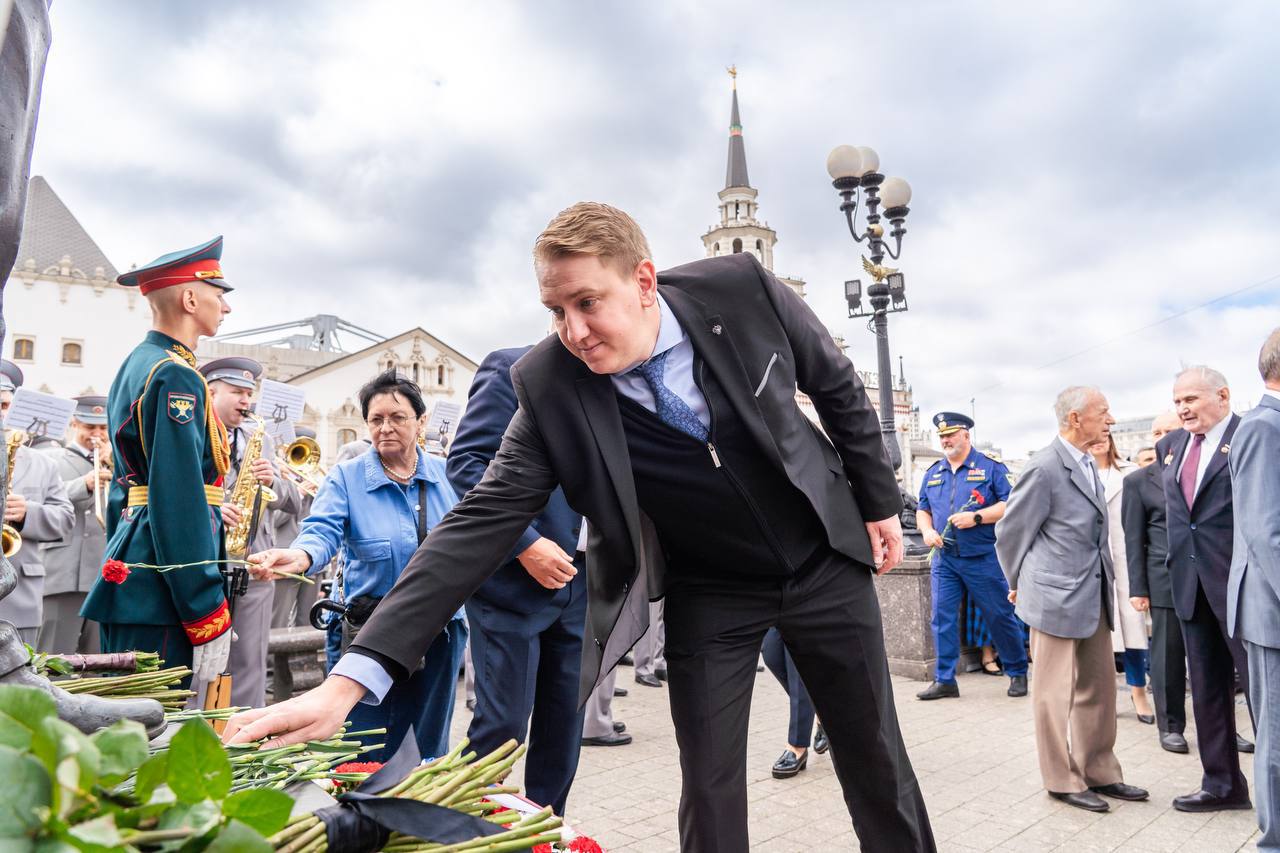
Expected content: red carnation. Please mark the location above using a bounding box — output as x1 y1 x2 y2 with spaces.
333 761 383 774
567 838 604 853
970 489 985 506
102 559 130 584
532 845 554 853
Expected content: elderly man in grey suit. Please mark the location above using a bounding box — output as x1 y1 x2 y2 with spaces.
997 386 1148 813
1228 328 1280 850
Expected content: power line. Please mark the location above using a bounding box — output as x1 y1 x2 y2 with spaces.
969 270 1280 399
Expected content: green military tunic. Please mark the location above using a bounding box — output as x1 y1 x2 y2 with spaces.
81 330 232 667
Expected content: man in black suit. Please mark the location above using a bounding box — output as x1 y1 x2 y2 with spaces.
1157 366 1253 812
1124 412 1188 754
232 202 935 851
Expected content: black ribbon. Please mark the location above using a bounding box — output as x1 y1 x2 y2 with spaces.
312 727 504 852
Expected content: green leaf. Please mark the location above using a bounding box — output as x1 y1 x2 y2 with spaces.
29 720 100 820
203 819 271 853
166 722 230 804
35 839 80 853
156 800 220 838
0 744 52 839
220 789 292 837
133 752 169 803
90 722 149 786
64 815 121 853
0 686 57 751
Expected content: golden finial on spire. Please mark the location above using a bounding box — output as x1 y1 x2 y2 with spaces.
727 65 737 88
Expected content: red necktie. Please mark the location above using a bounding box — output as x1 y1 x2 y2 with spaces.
1179 433 1205 509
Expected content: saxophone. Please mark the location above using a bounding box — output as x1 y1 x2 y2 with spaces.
1 430 28 557
224 415 277 558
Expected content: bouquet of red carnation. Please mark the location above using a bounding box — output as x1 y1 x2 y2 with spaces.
928 489 986 562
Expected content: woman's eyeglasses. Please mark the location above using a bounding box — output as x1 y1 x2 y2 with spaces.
368 413 414 430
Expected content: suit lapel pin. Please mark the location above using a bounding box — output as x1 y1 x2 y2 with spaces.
1220 444 1230 454
710 324 723 335
1164 453 1174 465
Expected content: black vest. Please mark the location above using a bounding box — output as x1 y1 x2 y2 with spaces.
617 356 828 578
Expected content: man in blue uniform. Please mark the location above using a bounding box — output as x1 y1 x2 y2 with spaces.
916 412 1028 700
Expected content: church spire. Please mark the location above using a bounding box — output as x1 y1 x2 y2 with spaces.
724 66 750 190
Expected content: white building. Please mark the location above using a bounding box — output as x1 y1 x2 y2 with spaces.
3 177 151 396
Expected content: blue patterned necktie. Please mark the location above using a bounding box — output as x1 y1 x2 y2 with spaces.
630 349 709 442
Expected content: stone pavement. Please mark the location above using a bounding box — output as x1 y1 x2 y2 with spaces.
448 663 1263 851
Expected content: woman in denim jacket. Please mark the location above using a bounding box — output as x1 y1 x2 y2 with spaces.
253 370 466 761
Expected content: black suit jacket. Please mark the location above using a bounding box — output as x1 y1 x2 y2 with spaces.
1122 463 1172 608
1156 415 1240 622
350 253 901 702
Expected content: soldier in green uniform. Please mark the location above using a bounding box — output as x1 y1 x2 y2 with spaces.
81 236 236 688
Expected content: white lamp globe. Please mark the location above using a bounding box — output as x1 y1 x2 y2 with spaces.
855 146 880 175
879 176 912 209
826 145 863 181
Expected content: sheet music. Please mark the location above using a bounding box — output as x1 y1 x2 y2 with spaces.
255 379 306 444
2 389 76 440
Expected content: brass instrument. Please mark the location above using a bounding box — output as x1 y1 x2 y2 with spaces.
2 430 29 557
282 435 326 495
224 415 277 558
92 440 112 530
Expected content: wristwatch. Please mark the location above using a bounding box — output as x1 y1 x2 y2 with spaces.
973 512 984 525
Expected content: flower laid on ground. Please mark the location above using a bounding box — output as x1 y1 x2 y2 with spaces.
566 837 605 852
332 761 384 775
101 558 130 584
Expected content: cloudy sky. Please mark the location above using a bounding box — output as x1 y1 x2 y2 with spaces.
25 1 1280 456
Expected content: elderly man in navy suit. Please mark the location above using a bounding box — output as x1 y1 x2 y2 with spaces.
1229 329 1280 849
1157 365 1253 812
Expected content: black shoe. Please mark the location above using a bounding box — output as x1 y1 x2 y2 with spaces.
613 686 628 697
635 673 663 688
619 652 634 666
771 749 807 779
1172 789 1252 812
982 659 1004 676
1049 790 1109 812
612 721 626 734
1131 696 1155 725
581 731 633 747
916 681 959 701
1160 731 1189 753
1007 675 1028 697
655 667 668 681
813 724 829 755
757 663 765 672
1237 734 1255 753
1090 782 1149 802
465 698 476 711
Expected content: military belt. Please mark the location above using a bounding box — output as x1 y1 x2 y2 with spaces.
127 485 224 507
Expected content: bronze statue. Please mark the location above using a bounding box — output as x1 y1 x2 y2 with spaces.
0 0 164 737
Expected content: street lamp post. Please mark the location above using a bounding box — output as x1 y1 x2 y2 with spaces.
826 144 912 470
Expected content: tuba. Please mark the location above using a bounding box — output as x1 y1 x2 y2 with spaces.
282 435 326 495
224 415 277 558
2 430 29 557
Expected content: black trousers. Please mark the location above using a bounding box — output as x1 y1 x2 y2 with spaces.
1182 585 1254 798
663 549 935 852
1149 605 1188 734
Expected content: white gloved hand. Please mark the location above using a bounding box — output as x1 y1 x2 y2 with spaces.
191 629 233 684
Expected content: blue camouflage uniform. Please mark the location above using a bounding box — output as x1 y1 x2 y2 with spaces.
918 413 1028 684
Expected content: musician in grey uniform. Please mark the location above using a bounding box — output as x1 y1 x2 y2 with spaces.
201 357 301 707
272 425 320 629
0 361 75 645
38 396 111 653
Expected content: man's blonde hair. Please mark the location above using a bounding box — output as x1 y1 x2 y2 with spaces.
533 202 652 278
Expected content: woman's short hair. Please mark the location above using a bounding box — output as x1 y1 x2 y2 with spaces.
533 201 652 279
358 369 426 420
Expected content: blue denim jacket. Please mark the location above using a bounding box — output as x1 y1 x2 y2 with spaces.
291 447 463 621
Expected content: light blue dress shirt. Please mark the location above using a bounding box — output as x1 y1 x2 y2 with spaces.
336 295 708 702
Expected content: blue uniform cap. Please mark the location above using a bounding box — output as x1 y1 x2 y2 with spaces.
72 395 109 425
199 356 262 389
117 235 233 293
933 411 974 435
0 359 24 393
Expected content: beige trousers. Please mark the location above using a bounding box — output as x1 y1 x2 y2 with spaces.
1029 600 1123 793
